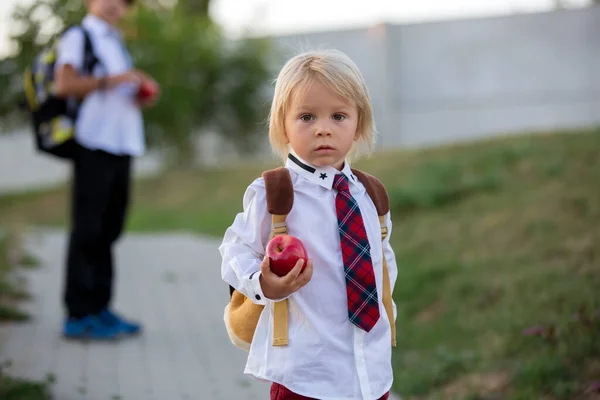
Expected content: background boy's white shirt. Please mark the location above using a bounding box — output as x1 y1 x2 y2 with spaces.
219 152 398 400
55 14 145 157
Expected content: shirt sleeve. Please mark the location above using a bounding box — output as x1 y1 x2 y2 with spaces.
219 177 273 305
55 28 85 71
383 211 398 321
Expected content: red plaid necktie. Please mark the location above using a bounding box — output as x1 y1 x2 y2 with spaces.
333 174 380 332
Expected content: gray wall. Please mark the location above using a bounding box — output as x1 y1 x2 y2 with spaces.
270 6 600 149
0 130 163 194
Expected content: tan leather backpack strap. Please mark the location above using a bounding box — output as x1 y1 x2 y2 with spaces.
379 215 397 347
353 169 396 347
262 167 294 347
271 213 289 347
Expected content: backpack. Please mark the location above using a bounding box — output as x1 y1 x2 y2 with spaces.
224 167 397 351
22 25 99 160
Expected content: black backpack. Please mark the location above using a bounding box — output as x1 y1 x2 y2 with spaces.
22 25 99 160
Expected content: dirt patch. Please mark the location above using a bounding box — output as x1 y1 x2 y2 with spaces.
435 371 510 399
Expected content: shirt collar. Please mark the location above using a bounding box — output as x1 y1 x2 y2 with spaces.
285 149 359 190
83 14 121 38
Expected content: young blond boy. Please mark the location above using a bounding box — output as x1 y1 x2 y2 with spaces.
221 50 398 400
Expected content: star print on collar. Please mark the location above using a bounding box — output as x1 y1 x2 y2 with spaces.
285 152 359 190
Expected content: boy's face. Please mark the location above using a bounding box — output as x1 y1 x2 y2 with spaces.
284 79 359 170
88 0 130 26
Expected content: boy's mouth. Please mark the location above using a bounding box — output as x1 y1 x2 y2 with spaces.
315 145 334 151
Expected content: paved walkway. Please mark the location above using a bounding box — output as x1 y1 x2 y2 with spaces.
1 228 401 400
1 228 269 400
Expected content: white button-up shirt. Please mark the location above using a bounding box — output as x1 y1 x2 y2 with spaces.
220 151 398 400
55 14 145 156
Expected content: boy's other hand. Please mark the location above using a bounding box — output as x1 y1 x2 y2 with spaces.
107 69 141 87
108 69 158 87
133 69 157 85
259 256 313 300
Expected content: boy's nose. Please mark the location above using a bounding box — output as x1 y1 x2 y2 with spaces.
315 125 333 137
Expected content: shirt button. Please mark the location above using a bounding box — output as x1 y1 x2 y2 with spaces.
255 294 261 300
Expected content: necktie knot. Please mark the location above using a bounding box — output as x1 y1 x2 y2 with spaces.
333 174 349 192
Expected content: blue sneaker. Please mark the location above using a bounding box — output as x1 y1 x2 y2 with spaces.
63 315 119 341
98 308 142 336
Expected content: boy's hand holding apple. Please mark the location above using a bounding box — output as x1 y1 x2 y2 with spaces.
107 69 160 108
259 235 313 300
136 78 160 108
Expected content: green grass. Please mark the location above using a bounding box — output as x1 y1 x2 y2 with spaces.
0 229 33 323
0 233 50 399
1 127 599 399
0 372 53 400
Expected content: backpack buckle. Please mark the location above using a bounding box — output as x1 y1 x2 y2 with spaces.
380 224 388 240
272 222 288 236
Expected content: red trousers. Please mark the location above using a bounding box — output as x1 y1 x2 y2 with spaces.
270 383 390 400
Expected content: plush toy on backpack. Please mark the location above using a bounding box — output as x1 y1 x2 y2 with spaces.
22 25 99 160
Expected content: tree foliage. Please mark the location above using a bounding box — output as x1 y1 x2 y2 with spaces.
0 0 274 162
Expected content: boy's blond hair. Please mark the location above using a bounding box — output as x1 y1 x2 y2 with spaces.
268 49 376 162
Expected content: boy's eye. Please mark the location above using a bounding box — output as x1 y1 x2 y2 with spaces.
300 114 314 122
333 113 346 121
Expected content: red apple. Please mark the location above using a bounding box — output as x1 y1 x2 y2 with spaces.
266 234 308 277
136 79 159 102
